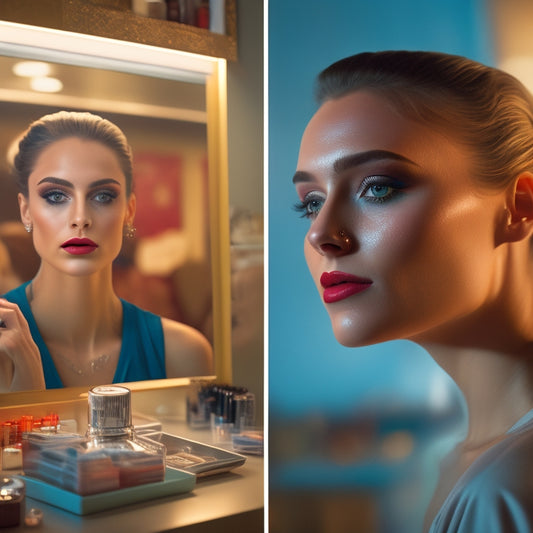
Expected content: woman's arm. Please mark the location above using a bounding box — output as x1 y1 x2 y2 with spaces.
0 298 45 392
161 317 214 378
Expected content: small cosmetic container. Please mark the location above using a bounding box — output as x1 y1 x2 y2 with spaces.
22 386 165 495
233 392 256 432
231 430 264 456
24 507 43 527
1 412 68 473
187 382 253 432
186 380 214 429
0 476 25 528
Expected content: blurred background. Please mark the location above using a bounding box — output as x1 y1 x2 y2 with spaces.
268 1 532 532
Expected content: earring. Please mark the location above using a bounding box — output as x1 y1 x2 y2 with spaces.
24 223 32 233
124 224 137 239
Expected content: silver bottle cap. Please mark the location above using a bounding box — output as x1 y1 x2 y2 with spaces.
87 385 132 433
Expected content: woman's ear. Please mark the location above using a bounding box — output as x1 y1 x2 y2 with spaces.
126 192 137 226
18 193 31 227
502 173 533 243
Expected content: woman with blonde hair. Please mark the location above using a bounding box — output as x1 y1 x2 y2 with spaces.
294 50 533 532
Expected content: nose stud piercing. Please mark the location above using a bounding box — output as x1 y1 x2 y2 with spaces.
339 230 351 246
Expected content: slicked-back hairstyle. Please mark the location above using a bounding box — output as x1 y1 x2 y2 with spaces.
316 51 533 189
12 111 133 197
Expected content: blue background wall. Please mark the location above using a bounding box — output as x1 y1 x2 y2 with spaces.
268 0 494 417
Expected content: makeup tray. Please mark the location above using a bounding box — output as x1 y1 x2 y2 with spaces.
143 431 246 477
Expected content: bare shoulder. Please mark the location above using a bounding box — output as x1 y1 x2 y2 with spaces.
161 318 214 378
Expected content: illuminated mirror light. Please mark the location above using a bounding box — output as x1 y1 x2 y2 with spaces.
30 76 64 93
12 60 51 78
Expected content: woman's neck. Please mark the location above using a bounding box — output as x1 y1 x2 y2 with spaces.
420 343 533 532
28 267 122 350
426 343 533 448
416 243 533 445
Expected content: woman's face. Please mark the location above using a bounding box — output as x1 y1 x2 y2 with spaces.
19 137 135 278
295 91 508 347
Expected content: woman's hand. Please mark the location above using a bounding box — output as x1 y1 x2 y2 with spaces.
0 298 45 392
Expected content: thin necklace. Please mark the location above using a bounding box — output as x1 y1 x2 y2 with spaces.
27 280 111 376
53 352 110 376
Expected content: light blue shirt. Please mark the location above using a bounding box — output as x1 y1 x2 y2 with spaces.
430 409 533 533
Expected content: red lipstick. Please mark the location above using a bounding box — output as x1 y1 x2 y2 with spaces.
61 238 98 255
320 271 372 303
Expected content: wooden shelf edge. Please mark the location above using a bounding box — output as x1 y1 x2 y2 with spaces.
0 0 237 61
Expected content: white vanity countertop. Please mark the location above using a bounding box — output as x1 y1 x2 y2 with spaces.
15 421 264 533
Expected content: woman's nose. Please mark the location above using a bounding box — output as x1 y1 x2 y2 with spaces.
70 202 91 229
306 205 356 256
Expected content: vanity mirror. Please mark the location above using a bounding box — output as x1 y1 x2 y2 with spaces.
0 21 231 404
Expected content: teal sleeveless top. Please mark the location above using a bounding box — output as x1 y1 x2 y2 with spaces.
3 282 166 388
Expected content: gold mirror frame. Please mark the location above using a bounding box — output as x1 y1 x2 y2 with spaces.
0 21 231 407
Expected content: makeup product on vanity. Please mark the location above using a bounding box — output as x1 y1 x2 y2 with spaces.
1 416 43 472
144 432 246 477
186 380 214 429
233 392 256 431
22 386 165 495
19 387 195 515
0 476 25 528
186 382 253 431
1 412 78 475
231 430 264 456
85 385 166 489
24 507 43 527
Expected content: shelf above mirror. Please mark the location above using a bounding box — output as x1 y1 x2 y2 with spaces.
0 0 237 61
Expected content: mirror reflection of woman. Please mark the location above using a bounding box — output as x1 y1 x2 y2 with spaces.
294 51 533 532
0 111 213 392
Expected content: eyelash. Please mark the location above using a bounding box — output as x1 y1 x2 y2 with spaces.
41 189 68 205
92 190 118 204
294 175 405 219
293 193 324 219
359 175 405 203
40 189 119 205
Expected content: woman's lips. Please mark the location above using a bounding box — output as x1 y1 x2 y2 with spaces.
320 271 373 303
61 238 99 255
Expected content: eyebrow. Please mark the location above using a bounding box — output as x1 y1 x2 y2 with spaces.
37 177 122 188
292 149 418 184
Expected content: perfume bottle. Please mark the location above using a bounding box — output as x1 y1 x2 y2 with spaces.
22 386 165 495
86 385 138 444
84 385 166 489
